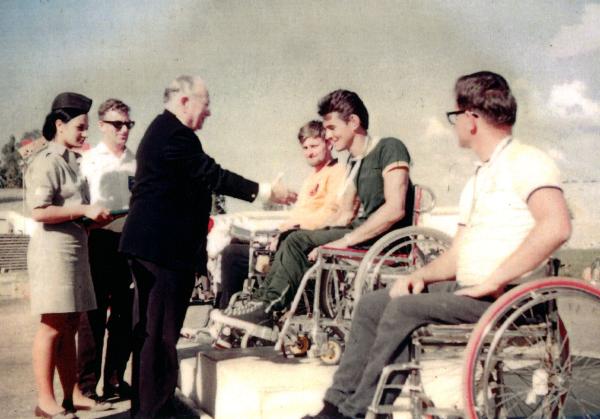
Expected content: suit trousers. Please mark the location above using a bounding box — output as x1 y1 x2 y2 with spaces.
77 229 133 395
324 281 493 418
128 258 195 419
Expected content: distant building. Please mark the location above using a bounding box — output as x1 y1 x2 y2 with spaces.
18 137 47 159
18 137 91 160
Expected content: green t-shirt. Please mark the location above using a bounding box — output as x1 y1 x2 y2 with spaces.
351 136 413 230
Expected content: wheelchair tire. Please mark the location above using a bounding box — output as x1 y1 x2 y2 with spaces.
463 277 600 419
320 340 343 365
319 268 352 319
353 227 452 304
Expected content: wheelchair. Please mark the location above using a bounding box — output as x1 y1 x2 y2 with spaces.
211 185 451 353
274 185 452 362
366 271 600 418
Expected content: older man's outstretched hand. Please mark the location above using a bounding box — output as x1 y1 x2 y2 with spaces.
270 175 298 205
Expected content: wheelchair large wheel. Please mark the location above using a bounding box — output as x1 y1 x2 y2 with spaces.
464 277 600 418
320 266 356 319
352 227 452 303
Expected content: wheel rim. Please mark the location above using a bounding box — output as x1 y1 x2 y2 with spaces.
353 227 451 304
465 279 600 418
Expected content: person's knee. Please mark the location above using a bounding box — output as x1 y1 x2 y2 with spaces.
380 296 426 327
37 322 61 340
279 230 315 255
355 290 386 319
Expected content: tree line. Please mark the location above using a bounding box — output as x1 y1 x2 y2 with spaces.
0 130 41 188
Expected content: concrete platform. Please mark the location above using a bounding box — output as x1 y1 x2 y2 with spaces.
177 344 336 419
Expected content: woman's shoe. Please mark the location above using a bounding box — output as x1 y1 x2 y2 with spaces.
34 405 77 418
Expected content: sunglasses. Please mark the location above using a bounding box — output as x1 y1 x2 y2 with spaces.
102 120 135 130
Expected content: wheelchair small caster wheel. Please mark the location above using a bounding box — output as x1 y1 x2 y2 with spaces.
320 340 343 365
283 334 311 357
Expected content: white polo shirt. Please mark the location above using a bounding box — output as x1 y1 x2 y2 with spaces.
80 141 136 232
456 137 562 286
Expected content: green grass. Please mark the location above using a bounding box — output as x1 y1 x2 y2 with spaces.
0 188 26 213
556 248 599 279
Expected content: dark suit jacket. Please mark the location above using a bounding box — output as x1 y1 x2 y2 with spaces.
119 110 259 272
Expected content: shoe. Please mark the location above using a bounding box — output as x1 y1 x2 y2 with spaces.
62 398 112 412
228 300 271 325
34 406 76 418
301 401 352 419
198 319 222 340
103 380 132 400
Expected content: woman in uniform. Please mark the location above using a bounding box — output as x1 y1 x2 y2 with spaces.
26 93 112 418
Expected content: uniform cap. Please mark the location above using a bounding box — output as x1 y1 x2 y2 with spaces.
51 92 92 113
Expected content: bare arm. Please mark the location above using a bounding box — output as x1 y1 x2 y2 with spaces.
455 188 571 298
31 204 111 225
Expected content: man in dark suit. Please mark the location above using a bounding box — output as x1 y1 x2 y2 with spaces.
119 75 296 418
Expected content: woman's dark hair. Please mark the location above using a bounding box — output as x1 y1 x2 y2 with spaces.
318 89 369 130
42 108 86 140
455 71 517 127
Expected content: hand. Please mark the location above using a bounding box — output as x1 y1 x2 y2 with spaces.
268 236 280 253
270 176 297 205
84 205 112 223
307 238 347 262
454 281 504 299
277 221 298 232
389 275 425 298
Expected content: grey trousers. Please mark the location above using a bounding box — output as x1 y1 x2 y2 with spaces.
324 281 493 418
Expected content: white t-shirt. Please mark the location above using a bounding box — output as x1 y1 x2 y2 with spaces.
456 137 562 286
80 142 136 232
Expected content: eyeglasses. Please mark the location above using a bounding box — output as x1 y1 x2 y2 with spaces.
446 110 466 125
446 110 479 125
102 120 135 130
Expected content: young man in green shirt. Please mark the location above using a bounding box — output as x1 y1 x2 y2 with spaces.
215 89 415 330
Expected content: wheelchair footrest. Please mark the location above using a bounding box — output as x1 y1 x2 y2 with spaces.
381 362 421 375
210 310 278 342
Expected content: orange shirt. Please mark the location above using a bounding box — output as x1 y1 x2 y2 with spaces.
288 160 346 230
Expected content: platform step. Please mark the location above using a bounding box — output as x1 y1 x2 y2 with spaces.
192 346 336 419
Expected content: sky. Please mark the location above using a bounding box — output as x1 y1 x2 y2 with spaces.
1 0 599 243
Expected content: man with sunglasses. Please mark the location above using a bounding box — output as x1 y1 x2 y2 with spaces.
77 99 136 403
304 71 571 419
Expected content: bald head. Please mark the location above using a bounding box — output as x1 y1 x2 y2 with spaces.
164 75 211 131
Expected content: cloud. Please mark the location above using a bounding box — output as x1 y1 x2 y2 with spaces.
548 80 600 124
423 116 454 141
546 147 566 163
550 4 600 58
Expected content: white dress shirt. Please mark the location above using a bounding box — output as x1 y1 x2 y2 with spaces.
80 141 136 232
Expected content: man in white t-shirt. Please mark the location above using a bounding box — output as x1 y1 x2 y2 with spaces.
304 71 572 419
77 99 136 402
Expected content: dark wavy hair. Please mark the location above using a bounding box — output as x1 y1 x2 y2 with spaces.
455 71 517 127
42 108 87 140
318 89 369 130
